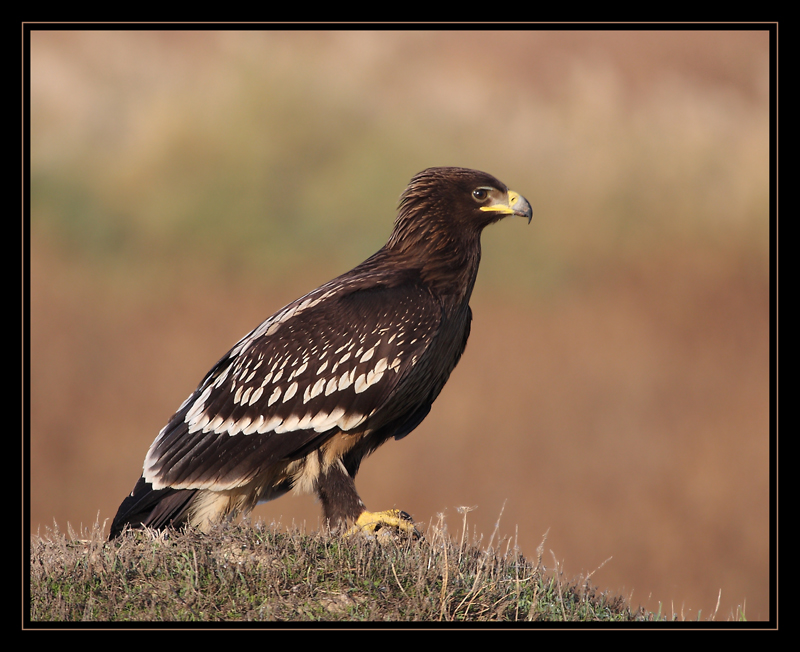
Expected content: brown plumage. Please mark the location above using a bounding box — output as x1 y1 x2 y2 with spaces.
108 167 532 539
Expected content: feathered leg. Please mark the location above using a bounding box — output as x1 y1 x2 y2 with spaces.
315 460 418 537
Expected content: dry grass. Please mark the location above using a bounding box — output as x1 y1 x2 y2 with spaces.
30 514 711 624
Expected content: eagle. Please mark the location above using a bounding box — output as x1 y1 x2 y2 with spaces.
108 167 532 539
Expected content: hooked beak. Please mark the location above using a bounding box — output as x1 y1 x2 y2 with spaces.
480 189 533 224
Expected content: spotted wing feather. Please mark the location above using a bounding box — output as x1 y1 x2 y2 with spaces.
143 278 442 492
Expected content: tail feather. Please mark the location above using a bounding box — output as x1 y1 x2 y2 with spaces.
108 475 197 539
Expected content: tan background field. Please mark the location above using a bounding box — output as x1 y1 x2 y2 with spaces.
28 29 772 620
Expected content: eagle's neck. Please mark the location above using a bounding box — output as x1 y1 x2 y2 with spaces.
384 223 483 301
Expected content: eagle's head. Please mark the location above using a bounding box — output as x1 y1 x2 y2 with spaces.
390 167 531 250
381 166 532 293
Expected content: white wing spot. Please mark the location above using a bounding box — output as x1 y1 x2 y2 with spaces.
309 410 330 430
275 414 301 433
366 369 384 388
258 415 284 433
268 387 282 406
283 381 298 402
242 415 263 435
213 366 231 388
217 416 238 434
205 415 225 433
295 412 315 429
188 413 210 434
325 377 338 396
314 406 345 431
337 369 354 392
248 386 263 405
305 377 326 403
185 386 212 424
339 412 365 431
227 417 248 436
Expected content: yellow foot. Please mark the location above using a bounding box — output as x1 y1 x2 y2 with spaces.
346 509 421 540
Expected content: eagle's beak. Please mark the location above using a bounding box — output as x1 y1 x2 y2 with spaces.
508 190 533 224
480 190 533 224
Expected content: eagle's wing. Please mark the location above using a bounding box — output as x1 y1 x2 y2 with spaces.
142 275 443 492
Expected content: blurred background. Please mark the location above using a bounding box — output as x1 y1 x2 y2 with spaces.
28 29 771 620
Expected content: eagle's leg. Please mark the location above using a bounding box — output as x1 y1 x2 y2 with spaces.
316 460 365 526
316 460 418 537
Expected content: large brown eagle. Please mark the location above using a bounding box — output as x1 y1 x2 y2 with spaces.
109 167 532 539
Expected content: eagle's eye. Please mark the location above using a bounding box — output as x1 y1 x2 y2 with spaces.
472 188 490 203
